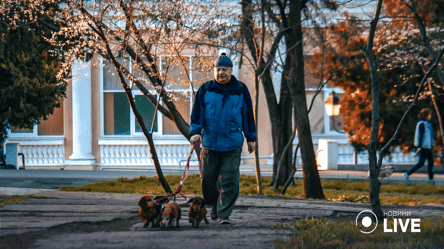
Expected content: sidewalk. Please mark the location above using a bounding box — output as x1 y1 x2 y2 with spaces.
1 189 443 249
1 167 443 249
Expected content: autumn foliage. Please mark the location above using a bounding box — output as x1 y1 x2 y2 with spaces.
310 11 444 160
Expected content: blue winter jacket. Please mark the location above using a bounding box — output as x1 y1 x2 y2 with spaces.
190 76 256 151
414 119 434 149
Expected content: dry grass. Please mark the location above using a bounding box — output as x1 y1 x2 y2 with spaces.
56 174 203 195
274 216 444 248
0 196 30 207
55 174 444 206
0 196 57 208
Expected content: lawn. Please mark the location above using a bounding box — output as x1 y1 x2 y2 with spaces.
274 216 444 248
55 174 444 206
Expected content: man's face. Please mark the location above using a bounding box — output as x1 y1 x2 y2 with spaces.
214 66 232 84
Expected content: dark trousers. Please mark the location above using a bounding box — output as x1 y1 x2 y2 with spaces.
407 148 434 180
199 148 241 219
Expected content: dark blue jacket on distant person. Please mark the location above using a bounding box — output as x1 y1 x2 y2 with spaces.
190 76 256 151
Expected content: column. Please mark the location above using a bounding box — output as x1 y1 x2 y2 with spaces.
67 59 96 169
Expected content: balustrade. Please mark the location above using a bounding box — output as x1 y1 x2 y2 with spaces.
99 143 198 167
20 144 65 166
5 140 418 169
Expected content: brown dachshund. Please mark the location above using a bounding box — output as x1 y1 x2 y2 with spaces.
138 195 162 228
186 196 209 228
159 201 181 228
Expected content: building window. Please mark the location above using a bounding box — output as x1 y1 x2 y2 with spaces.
37 99 64 135
104 92 131 135
162 92 190 135
11 127 33 133
102 55 212 137
103 57 133 135
135 95 158 133
10 98 64 137
192 56 214 85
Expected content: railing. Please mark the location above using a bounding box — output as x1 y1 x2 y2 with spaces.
4 139 66 167
290 143 417 167
20 145 65 166
99 142 198 167
336 144 417 165
3 139 418 170
99 166 200 172
177 155 274 169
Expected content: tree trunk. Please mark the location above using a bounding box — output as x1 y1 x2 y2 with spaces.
281 143 299 195
106 53 173 194
254 71 263 195
130 96 173 194
270 75 293 187
240 0 293 188
275 125 297 193
270 118 293 187
363 0 384 220
286 0 325 199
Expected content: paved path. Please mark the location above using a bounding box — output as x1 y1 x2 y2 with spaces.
0 168 443 248
1 190 443 249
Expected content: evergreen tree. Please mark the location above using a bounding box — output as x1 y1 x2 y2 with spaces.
0 1 66 144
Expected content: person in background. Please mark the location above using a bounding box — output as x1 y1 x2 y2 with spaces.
403 108 434 181
189 53 256 225
0 142 5 166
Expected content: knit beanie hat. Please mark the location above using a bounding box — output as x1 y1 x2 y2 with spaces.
213 53 233 67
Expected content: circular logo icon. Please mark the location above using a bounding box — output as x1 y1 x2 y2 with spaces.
356 210 378 234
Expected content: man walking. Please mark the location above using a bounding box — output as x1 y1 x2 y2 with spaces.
190 53 256 225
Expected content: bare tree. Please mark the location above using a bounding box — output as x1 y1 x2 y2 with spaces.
282 0 325 199
240 0 293 190
363 0 384 219
405 0 444 162
364 0 444 219
51 0 236 194
240 0 326 198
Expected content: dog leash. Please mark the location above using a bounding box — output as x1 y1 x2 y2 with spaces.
155 138 201 203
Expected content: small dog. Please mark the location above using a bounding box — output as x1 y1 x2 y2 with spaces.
138 195 162 228
159 201 181 228
186 196 209 228
366 166 395 179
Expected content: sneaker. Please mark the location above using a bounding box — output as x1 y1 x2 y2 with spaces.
219 217 231 225
402 173 409 181
211 206 218 220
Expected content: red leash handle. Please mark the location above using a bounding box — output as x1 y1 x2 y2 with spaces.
176 139 200 191
156 139 200 203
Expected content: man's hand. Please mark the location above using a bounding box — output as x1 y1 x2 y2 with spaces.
247 142 256 153
190 135 201 145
